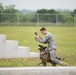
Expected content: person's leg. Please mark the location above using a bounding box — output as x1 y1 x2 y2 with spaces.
50 50 63 66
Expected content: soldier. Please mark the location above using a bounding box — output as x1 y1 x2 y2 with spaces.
35 27 65 66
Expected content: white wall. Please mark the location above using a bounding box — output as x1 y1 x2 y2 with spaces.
0 34 39 58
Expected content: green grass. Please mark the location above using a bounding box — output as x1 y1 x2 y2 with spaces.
0 26 76 67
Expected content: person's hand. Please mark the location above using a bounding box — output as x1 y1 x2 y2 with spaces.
35 35 39 39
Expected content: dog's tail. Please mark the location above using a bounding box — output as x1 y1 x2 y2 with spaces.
56 57 65 61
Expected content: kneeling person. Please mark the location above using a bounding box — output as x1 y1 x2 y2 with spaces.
35 27 65 66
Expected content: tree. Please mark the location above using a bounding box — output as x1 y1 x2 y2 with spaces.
73 9 76 14
48 9 57 14
71 9 76 17
4 5 19 13
0 3 4 22
0 3 4 13
47 9 58 22
37 9 47 14
37 9 58 23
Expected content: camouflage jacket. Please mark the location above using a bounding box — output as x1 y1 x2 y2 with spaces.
36 32 57 50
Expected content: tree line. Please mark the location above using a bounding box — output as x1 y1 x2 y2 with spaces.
0 3 76 23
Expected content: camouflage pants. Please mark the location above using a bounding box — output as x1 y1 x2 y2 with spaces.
49 50 62 65
42 50 62 66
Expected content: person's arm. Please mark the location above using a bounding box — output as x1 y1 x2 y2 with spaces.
35 35 48 43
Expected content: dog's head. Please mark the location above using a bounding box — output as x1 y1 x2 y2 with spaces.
38 45 47 52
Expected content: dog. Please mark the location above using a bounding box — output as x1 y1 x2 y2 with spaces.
38 45 65 66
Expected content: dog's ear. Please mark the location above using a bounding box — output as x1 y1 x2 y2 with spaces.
38 48 41 50
39 45 42 48
44 47 47 49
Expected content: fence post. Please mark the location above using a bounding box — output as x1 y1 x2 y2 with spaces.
56 14 58 26
74 14 76 26
17 13 19 26
37 14 39 26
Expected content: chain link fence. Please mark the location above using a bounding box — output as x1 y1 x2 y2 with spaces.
0 13 76 26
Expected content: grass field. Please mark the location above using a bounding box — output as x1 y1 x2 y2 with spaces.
0 26 76 67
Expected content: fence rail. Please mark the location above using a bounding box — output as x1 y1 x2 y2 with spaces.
0 13 76 26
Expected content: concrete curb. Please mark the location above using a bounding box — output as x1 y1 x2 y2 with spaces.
0 67 76 75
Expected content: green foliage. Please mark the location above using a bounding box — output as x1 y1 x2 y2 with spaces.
0 3 19 22
36 9 75 23
4 5 19 13
37 9 47 14
37 9 57 14
0 3 4 13
71 9 76 15
0 3 76 25
37 9 58 23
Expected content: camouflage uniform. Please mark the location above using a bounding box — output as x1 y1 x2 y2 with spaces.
36 32 62 66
